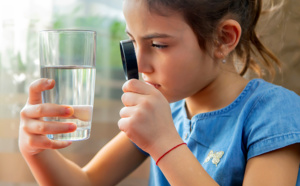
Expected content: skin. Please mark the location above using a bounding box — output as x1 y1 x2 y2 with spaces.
18 0 300 185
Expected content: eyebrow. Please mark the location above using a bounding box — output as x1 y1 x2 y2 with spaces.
125 29 173 40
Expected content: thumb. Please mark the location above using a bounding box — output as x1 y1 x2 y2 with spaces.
122 79 155 95
28 79 55 105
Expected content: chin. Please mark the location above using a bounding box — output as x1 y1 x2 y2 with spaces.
164 94 184 104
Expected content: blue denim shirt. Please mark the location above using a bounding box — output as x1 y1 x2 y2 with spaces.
136 79 300 185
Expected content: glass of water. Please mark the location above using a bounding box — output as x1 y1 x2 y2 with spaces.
39 30 96 141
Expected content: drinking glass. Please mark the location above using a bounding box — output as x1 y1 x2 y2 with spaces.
39 30 96 141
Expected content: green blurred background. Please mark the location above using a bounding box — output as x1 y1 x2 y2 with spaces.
0 0 150 185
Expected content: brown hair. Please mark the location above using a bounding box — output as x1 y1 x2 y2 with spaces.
146 0 281 79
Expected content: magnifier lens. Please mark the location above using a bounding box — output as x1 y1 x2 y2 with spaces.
120 40 138 80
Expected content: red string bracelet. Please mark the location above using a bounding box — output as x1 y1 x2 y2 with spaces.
156 142 187 165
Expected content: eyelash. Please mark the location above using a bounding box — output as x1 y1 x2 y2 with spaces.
130 40 168 49
151 43 168 49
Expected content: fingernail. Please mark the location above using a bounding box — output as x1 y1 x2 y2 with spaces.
47 79 53 86
69 123 77 131
62 141 72 146
65 107 73 115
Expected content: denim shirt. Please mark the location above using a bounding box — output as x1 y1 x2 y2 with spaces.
136 79 300 186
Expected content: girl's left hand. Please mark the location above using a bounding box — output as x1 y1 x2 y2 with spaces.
118 79 183 159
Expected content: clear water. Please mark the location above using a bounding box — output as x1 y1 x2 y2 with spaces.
41 65 96 141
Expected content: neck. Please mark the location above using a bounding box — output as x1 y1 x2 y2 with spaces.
185 71 248 119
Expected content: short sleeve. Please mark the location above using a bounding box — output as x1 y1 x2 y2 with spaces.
244 86 300 160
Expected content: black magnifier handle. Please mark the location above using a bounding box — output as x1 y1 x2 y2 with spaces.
120 39 139 80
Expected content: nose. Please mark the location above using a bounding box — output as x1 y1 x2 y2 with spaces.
135 45 154 74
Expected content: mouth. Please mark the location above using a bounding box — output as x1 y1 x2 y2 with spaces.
145 81 161 89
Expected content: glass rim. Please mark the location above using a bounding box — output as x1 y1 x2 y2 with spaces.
39 29 96 34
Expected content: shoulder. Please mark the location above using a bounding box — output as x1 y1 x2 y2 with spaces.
247 78 300 102
246 79 300 121
243 79 300 160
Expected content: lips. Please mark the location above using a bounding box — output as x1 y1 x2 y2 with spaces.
145 81 161 89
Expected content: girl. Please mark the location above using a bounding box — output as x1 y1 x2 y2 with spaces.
19 0 300 185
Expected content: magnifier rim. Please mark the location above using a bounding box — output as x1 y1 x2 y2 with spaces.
120 39 139 80
120 41 128 78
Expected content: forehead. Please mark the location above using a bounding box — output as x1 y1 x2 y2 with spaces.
123 0 189 38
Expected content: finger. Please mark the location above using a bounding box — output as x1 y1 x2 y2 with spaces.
27 134 72 150
21 104 74 119
28 78 55 105
22 118 77 135
119 106 137 118
121 92 143 107
122 79 155 94
118 117 130 133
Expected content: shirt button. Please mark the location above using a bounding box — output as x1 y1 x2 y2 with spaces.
184 133 188 140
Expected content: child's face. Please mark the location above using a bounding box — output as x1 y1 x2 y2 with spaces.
123 0 221 103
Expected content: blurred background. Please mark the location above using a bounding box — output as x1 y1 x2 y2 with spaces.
0 0 299 185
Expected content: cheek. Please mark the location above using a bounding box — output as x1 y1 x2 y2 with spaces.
158 52 214 101
158 63 199 102
162 50 203 83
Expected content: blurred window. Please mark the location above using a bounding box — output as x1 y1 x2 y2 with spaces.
0 0 142 185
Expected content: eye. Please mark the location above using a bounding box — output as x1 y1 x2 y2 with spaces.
151 43 168 49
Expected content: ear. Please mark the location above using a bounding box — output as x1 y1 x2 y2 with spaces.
214 19 242 59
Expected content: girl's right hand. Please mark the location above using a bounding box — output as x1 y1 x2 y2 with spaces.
19 79 77 156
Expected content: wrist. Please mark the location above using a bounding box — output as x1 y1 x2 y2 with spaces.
148 134 184 162
155 142 187 165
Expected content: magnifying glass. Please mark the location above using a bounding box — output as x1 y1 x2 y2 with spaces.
120 39 139 80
